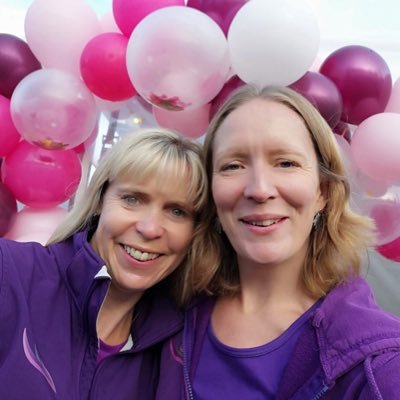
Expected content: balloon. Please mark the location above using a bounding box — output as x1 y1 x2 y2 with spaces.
126 6 230 111
366 197 400 246
10 69 98 150
385 77 400 113
100 11 121 33
0 182 18 237
0 33 41 98
376 236 400 262
290 71 343 129
0 95 21 157
187 0 247 36
24 0 101 76
5 206 67 245
2 141 82 208
113 0 184 38
351 112 400 184
333 121 352 143
210 75 244 119
153 103 211 138
227 0 319 86
319 45 392 125
80 33 136 101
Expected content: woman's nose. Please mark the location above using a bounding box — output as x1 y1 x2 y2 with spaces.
135 215 163 239
243 167 277 202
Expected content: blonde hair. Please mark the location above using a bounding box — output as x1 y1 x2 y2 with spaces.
195 85 374 298
48 128 218 305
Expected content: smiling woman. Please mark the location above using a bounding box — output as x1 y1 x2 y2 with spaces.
0 128 218 399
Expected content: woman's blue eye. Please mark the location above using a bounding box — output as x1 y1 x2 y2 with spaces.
171 208 186 217
279 160 296 168
122 195 138 204
221 163 241 171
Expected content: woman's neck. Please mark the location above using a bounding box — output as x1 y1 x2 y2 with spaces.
97 286 141 345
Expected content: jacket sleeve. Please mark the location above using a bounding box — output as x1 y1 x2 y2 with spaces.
361 351 400 398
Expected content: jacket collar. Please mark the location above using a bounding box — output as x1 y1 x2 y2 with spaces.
312 277 400 383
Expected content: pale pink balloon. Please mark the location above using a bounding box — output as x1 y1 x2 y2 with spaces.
10 69 98 150
153 103 211 138
24 0 101 76
351 112 400 184
5 206 68 245
385 77 400 113
0 95 21 157
2 141 82 208
100 12 121 33
126 6 230 111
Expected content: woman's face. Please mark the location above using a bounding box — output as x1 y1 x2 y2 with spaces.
90 171 195 298
211 98 326 271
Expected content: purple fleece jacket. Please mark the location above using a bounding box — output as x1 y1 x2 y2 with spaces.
158 278 400 399
0 231 183 400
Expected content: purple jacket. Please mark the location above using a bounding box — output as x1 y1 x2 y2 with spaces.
0 231 183 400
160 277 400 399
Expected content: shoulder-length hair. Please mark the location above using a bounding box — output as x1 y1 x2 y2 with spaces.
48 128 219 305
193 85 374 298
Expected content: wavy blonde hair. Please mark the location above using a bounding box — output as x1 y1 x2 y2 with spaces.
193 85 375 298
48 128 218 305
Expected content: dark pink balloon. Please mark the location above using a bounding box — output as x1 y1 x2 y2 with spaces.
210 75 244 119
333 121 352 143
0 33 41 98
289 71 343 128
376 236 400 262
2 141 81 208
319 45 392 125
0 182 17 237
187 0 247 36
0 95 21 157
113 0 184 38
80 33 136 101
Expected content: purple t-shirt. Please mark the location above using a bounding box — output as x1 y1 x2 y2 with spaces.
97 339 127 365
193 302 319 399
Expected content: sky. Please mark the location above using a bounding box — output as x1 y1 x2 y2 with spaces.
1 0 400 78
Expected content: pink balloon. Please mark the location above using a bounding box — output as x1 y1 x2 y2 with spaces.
210 75 244 119
5 206 67 244
113 0 184 38
333 121 352 143
153 103 211 138
0 95 21 157
2 141 82 208
10 69 98 150
100 11 121 33
80 33 136 101
0 33 41 98
385 77 400 113
187 0 247 36
351 112 400 184
126 6 230 111
0 182 17 237
319 45 392 125
290 71 343 129
24 0 101 76
376 236 400 262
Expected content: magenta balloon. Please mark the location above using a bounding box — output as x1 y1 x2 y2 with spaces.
113 0 184 37
0 182 18 237
376 236 400 262
0 95 21 157
2 141 81 208
333 121 351 143
0 34 41 99
290 71 343 128
80 33 136 101
319 45 392 125
187 0 247 36
210 75 244 118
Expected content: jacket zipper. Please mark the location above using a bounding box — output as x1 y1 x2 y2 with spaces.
311 384 329 400
183 314 194 400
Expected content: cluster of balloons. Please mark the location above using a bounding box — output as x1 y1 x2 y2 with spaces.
0 0 399 261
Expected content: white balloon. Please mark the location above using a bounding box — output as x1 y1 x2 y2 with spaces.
228 0 320 86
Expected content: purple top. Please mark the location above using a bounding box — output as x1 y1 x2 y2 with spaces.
97 339 127 365
193 302 319 399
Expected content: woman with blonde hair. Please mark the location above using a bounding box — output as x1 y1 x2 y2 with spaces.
163 85 400 399
0 128 217 399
